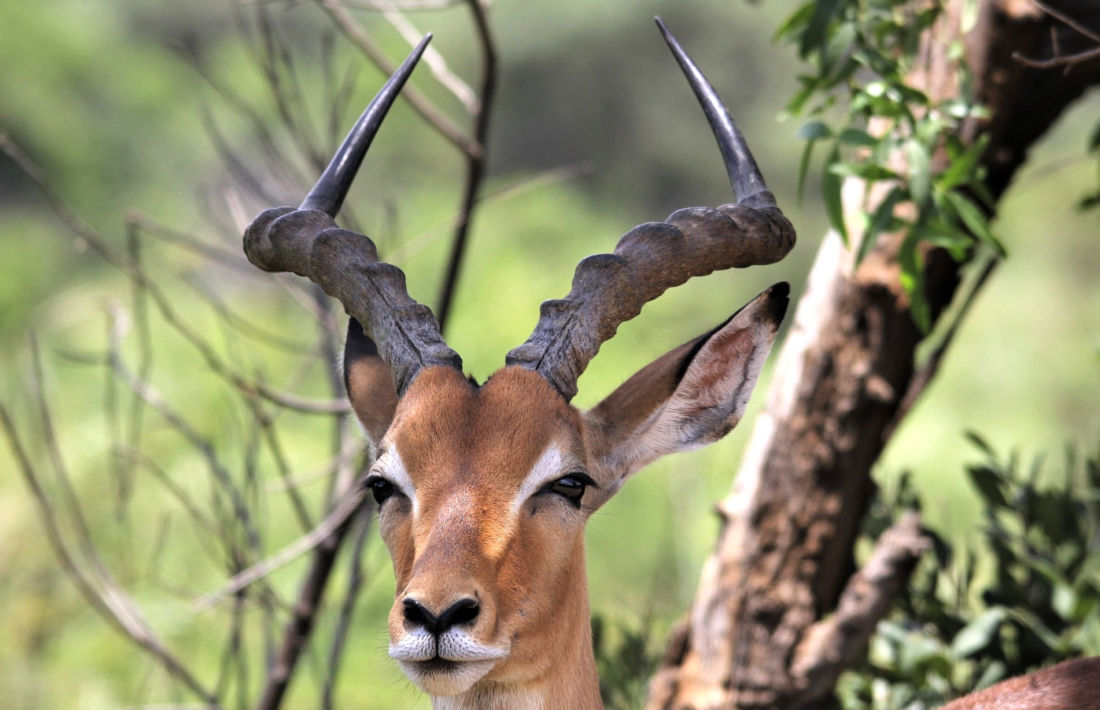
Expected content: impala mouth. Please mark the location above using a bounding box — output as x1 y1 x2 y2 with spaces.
390 630 509 695
396 657 499 696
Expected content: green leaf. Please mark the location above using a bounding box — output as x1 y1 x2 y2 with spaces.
898 232 930 332
797 120 832 141
773 2 816 43
822 22 856 77
822 144 847 243
798 0 842 59
964 430 995 456
968 465 1008 507
858 185 905 265
944 190 1005 255
905 139 931 206
952 607 1005 658
837 127 877 147
796 136 816 202
1004 607 1068 653
828 161 898 181
938 134 989 190
973 661 1007 691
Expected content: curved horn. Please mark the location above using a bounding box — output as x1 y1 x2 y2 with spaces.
655 17 774 209
244 36 463 395
504 19 794 401
301 33 432 217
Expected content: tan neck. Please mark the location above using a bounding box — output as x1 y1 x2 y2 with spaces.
433 558 602 710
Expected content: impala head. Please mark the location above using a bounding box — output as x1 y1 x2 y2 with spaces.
244 18 795 706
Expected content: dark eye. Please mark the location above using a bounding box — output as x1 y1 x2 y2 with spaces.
542 473 594 507
365 476 396 506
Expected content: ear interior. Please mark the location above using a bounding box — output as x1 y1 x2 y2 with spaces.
584 282 789 496
344 317 398 448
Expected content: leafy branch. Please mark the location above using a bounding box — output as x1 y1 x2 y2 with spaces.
779 0 1002 331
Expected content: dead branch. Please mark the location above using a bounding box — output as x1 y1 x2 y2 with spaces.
789 512 930 704
314 0 479 156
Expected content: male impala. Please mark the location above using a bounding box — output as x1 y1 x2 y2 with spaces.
246 19 790 706
242 16 1099 710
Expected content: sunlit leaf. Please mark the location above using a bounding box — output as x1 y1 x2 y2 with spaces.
906 139 931 205
952 607 1005 658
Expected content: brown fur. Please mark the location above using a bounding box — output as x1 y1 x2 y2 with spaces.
940 657 1100 709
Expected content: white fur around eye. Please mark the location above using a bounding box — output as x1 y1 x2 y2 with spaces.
374 449 417 515
511 445 565 517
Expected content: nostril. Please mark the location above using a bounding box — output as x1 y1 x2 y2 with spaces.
402 597 479 635
402 598 438 632
438 597 479 630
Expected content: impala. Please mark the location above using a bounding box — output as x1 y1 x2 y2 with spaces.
246 19 790 706
241 16 1099 710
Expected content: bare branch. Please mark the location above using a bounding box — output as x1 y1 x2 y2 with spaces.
340 0 463 10
1013 0 1100 69
322 506 373 709
1031 0 1100 44
789 512 930 704
194 487 367 610
253 487 368 710
2 371 219 706
380 2 479 112
314 0 480 156
1013 44 1100 69
1 133 352 416
435 0 497 331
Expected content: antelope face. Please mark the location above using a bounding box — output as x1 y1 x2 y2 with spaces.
366 367 592 695
352 284 789 697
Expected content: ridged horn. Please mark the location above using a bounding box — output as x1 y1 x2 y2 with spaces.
243 35 463 396
504 19 794 401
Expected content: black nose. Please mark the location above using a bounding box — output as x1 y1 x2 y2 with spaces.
402 597 480 635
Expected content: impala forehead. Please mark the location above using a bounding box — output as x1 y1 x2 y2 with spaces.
380 366 585 501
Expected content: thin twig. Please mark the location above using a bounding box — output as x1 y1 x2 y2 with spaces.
314 0 480 156
2 390 219 706
885 254 999 441
435 0 497 331
194 486 367 610
1031 0 1100 44
378 1 480 113
340 0 463 9
1013 44 1100 69
389 161 595 264
1013 0 1100 69
0 133 352 416
251 488 367 710
126 213 255 275
322 506 374 710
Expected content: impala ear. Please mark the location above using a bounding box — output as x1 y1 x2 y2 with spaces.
583 283 788 498
344 318 398 448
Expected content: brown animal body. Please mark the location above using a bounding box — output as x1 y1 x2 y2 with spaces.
940 657 1100 710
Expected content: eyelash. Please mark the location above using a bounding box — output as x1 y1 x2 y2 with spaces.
540 473 596 508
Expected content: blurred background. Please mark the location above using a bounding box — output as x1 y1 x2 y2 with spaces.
0 0 1096 707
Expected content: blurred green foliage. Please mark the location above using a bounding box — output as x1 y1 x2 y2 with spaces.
837 435 1100 708
0 0 1097 708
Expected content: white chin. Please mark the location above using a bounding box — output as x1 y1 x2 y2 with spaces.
398 658 497 696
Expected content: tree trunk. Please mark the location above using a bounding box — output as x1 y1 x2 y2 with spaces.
647 2 1100 708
